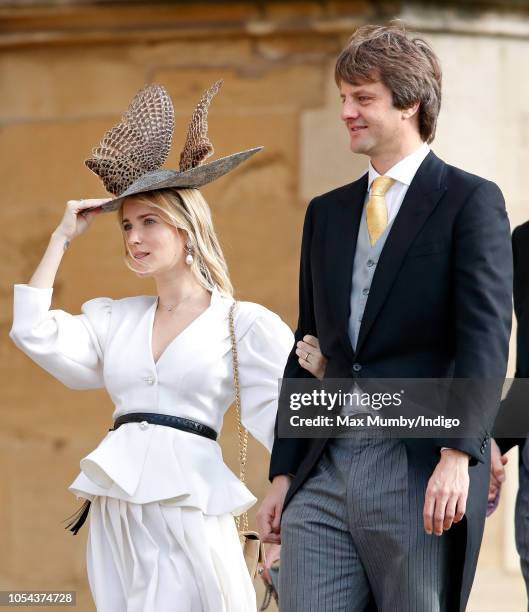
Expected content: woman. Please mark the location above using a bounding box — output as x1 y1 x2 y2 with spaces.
9 81 326 612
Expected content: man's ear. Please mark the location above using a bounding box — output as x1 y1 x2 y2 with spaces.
402 101 420 120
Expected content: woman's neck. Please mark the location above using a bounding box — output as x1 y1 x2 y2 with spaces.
154 269 209 310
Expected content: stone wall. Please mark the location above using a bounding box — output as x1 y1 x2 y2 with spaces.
1 1 528 609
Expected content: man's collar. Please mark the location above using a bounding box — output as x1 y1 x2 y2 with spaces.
368 142 430 191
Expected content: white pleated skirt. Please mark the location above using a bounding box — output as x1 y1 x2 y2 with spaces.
86 496 257 612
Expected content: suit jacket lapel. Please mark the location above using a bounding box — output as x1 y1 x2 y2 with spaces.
325 174 367 361
355 151 447 355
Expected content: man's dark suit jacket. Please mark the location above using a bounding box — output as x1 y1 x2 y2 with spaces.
495 221 529 456
270 151 513 611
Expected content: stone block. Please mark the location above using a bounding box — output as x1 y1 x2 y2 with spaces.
154 63 327 112
128 38 254 68
255 33 341 62
0 49 145 121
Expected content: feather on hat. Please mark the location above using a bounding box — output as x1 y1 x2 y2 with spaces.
85 80 262 212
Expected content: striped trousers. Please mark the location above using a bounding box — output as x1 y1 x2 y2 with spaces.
279 434 463 611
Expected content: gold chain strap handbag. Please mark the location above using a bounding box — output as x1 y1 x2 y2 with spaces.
228 302 267 580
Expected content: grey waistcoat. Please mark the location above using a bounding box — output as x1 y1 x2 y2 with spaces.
348 203 395 352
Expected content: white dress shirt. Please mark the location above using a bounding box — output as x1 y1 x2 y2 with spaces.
365 141 431 217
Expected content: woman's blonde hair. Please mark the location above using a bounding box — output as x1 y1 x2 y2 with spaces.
118 188 233 297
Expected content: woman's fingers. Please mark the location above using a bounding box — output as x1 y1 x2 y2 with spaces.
67 198 113 214
297 339 317 356
296 337 328 380
59 198 111 240
80 198 114 214
302 335 320 349
295 345 310 360
297 354 314 372
296 346 318 367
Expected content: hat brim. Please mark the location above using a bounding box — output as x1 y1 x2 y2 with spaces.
95 147 263 212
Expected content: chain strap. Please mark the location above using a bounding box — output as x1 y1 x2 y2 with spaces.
228 301 250 533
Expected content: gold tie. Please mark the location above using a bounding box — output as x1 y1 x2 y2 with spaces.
366 176 395 246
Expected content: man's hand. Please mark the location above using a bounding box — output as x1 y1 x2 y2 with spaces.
257 475 292 544
488 438 508 511
423 448 470 536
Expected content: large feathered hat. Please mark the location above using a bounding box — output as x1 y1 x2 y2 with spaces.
85 80 261 212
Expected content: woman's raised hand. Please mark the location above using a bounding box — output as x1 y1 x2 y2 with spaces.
28 198 113 289
54 199 111 241
296 335 327 380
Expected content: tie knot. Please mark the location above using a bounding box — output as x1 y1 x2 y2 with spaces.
371 176 395 196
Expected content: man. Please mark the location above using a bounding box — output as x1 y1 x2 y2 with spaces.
257 23 513 611
491 221 529 600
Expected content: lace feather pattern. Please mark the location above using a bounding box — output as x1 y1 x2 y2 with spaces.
179 79 223 172
85 84 175 195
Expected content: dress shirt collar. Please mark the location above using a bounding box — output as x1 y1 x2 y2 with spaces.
367 141 430 191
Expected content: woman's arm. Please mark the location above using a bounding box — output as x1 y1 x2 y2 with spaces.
10 198 113 389
234 308 294 453
29 198 109 288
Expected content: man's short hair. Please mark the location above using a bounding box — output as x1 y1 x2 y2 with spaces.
335 23 442 143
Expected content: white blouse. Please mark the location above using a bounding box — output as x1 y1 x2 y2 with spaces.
10 284 293 516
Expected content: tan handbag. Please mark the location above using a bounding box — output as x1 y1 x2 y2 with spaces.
228 302 267 579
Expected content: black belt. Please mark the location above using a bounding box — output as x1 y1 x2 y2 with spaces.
110 412 218 441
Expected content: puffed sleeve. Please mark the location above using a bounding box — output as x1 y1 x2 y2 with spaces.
9 284 112 390
235 305 294 452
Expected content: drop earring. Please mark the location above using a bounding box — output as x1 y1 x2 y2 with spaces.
185 241 194 265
